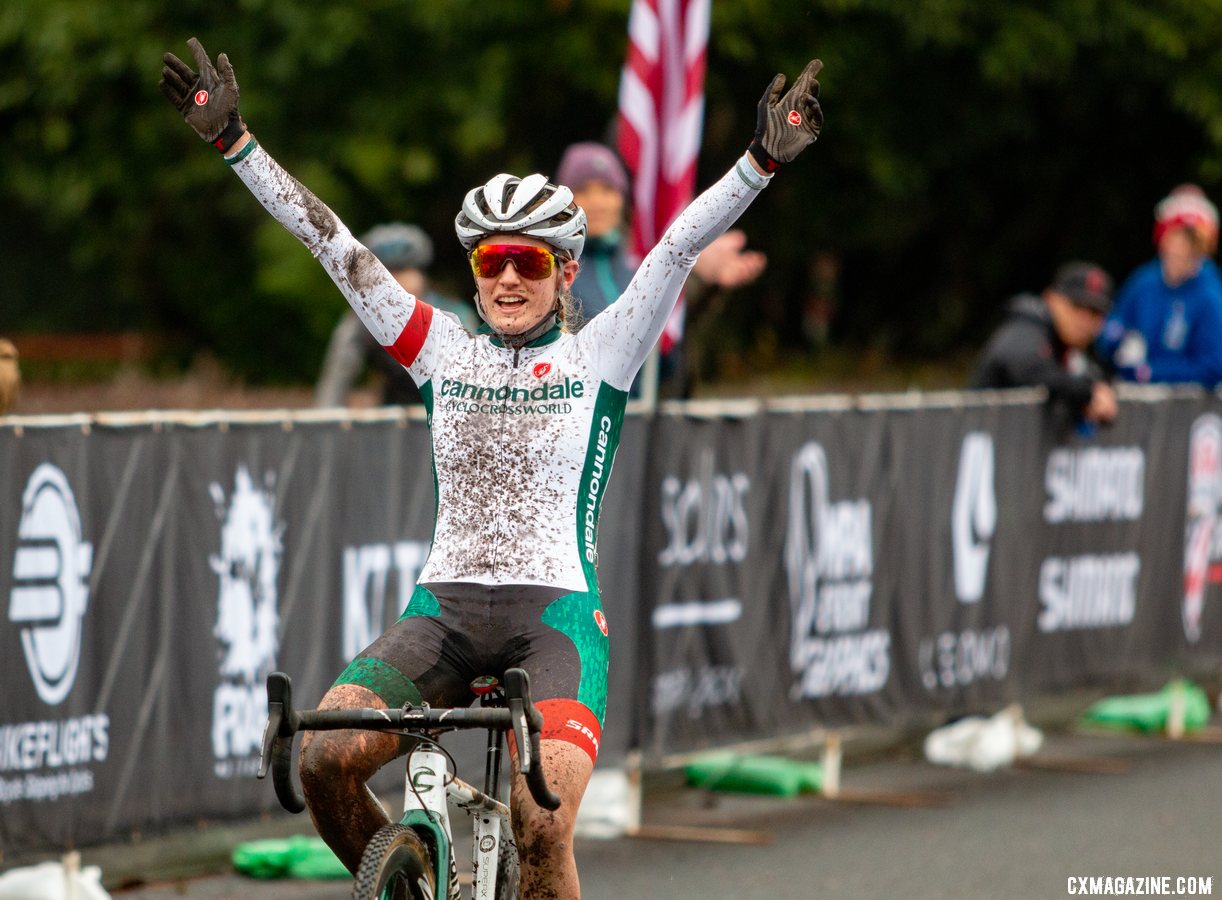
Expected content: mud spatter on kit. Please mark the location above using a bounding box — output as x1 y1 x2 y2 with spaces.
343 244 384 296
427 340 574 585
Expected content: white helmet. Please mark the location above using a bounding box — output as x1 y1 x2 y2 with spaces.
455 173 587 261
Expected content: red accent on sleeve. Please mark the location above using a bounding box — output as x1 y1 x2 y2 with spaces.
386 300 435 369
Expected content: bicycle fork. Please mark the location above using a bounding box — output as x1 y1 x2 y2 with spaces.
403 746 459 900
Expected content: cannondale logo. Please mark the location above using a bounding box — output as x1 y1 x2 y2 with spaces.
952 433 997 604
9 465 93 705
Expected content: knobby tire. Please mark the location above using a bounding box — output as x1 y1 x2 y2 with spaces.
352 824 438 900
493 827 521 900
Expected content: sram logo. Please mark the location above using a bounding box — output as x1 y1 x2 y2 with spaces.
565 719 600 752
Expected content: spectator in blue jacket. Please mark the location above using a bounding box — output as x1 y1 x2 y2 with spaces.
1099 184 1222 387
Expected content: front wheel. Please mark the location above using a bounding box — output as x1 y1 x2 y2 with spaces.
352 824 438 900
494 828 520 900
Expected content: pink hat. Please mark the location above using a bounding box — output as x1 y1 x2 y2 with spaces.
555 143 629 197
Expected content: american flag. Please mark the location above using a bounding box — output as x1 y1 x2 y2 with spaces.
616 0 711 354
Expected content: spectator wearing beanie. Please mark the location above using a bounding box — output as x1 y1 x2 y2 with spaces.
555 142 635 323
1098 184 1222 387
554 141 767 398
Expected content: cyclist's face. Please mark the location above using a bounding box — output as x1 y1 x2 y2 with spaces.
473 236 579 336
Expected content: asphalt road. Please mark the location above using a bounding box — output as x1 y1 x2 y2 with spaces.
76 728 1221 900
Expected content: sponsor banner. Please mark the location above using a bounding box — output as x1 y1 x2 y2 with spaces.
3 392 1222 852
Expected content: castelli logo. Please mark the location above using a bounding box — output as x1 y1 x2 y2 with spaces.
532 362 551 379
787 110 802 126
593 609 609 636
194 90 209 106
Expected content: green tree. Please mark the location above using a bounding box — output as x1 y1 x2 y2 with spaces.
4 0 1222 384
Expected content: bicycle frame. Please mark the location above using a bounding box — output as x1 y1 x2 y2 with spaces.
258 667 559 900
402 742 514 899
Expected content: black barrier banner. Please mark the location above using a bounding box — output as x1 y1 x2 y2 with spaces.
637 394 1222 757
4 391 1222 853
0 415 644 855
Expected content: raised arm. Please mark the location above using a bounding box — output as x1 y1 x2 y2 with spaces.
159 38 438 363
578 60 823 388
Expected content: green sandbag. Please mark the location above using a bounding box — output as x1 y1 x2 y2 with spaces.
1081 679 1212 733
232 835 350 880
685 753 824 797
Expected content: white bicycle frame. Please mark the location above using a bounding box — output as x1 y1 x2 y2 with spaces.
403 745 514 900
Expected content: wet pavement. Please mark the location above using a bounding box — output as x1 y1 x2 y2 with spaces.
52 726 1222 900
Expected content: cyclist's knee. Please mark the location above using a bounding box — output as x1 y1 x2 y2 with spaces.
299 683 394 794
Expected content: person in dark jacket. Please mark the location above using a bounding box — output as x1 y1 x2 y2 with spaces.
971 261 1118 426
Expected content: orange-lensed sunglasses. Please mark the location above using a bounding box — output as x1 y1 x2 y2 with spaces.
469 244 561 280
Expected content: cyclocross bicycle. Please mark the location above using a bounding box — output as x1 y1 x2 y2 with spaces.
258 667 560 900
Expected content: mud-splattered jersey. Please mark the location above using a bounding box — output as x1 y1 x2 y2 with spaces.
228 141 769 593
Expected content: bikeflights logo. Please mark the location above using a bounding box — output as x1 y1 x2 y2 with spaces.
2 464 108 807
209 465 283 778
784 441 889 698
1184 413 1222 643
9 464 93 704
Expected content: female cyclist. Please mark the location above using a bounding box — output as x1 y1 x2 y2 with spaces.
161 38 822 899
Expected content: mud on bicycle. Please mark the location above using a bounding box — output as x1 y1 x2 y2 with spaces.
258 667 560 900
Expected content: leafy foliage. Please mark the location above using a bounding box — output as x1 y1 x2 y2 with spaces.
4 0 1222 382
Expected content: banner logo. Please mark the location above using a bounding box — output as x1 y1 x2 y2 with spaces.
1184 414 1222 643
2 464 107 806
1038 447 1144 632
342 540 429 661
209 466 283 777
951 433 996 604
658 449 749 568
10 464 93 706
784 442 889 698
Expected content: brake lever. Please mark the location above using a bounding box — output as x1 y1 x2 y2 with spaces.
503 668 561 811
259 672 305 813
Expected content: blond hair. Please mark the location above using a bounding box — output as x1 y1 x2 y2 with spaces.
0 339 20 415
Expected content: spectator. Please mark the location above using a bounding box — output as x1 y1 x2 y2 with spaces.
315 222 476 407
0 338 18 414
1098 184 1222 387
555 141 767 398
971 262 1118 426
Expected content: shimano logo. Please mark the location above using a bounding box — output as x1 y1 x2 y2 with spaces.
9 464 93 706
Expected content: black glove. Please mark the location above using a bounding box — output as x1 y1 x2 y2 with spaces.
160 37 247 153
747 59 823 173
